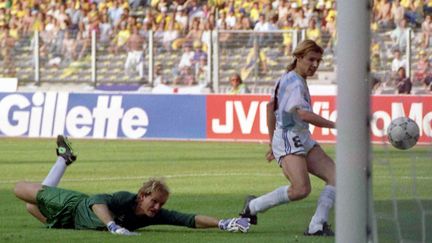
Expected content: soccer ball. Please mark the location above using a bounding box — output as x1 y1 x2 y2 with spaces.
387 117 420 150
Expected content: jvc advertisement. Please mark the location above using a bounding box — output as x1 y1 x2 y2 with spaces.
0 92 431 144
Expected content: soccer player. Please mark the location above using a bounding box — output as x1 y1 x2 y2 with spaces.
239 40 336 236
14 136 250 235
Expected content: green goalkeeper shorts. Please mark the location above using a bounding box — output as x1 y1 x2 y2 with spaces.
36 186 89 229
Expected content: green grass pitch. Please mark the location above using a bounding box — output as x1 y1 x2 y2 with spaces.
0 138 430 243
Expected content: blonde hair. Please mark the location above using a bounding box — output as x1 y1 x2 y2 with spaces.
286 39 324 72
138 178 170 197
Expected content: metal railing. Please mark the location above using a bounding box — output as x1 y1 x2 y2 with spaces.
1 28 422 93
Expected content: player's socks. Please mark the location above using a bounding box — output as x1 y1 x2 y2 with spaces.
307 185 335 234
249 185 289 214
42 157 67 187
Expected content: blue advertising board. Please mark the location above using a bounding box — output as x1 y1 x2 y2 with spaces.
0 92 206 139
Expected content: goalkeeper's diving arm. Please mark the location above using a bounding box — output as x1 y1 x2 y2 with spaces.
91 204 139 235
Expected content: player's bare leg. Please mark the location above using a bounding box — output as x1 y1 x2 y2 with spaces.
14 182 42 204
306 146 335 186
14 182 47 223
26 203 47 223
304 145 336 236
281 155 311 201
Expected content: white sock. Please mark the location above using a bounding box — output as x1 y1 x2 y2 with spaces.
249 185 290 215
42 157 67 187
308 185 336 233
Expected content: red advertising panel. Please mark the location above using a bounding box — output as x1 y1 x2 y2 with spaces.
309 95 337 143
207 94 432 144
206 95 337 142
370 95 432 144
206 95 269 140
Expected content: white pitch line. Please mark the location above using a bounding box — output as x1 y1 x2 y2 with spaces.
1 173 432 185
0 172 278 184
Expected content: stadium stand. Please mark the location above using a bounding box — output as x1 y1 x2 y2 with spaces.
0 0 431 94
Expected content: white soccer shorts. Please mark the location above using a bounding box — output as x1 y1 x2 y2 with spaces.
272 128 317 166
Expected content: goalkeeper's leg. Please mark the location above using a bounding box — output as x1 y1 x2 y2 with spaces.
14 135 79 223
41 156 68 187
14 182 47 223
42 135 77 187
26 203 47 223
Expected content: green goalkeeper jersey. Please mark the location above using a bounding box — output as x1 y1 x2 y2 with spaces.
74 191 197 230
36 186 196 231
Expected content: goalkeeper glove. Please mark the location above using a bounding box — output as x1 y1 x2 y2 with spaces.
218 217 250 233
107 221 140 236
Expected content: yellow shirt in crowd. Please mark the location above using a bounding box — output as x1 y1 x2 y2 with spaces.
306 28 321 45
115 29 131 47
400 0 410 8
249 7 260 23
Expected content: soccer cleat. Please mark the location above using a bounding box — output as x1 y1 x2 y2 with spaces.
56 135 77 165
239 195 257 225
304 222 334 236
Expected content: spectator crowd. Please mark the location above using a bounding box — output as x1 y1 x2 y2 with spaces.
0 0 431 93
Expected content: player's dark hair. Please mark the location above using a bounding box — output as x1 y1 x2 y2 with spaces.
273 81 281 111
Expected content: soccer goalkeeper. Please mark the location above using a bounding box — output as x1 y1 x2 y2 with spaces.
14 135 250 235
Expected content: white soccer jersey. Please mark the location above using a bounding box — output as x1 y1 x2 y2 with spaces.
271 71 317 161
272 71 312 132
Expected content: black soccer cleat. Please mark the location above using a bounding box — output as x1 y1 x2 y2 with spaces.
56 135 77 165
304 222 334 236
239 195 257 225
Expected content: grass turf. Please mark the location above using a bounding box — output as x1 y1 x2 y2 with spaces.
0 138 430 243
